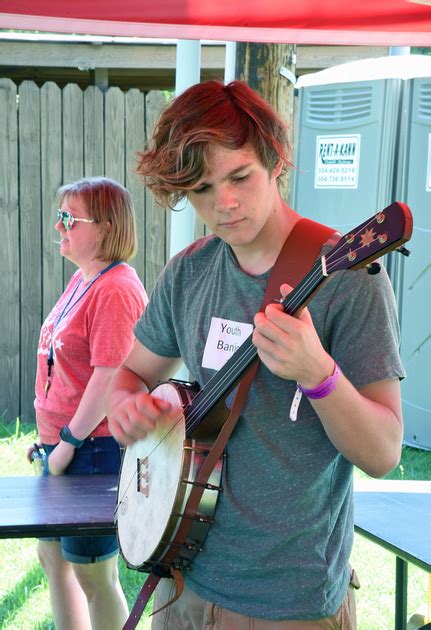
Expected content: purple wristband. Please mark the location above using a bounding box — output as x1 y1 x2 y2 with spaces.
298 362 340 399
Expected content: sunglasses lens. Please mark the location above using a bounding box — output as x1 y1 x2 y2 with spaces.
57 210 74 231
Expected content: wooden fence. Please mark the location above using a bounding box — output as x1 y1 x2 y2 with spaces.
0 78 193 424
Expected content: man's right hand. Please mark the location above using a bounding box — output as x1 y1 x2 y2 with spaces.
107 389 179 445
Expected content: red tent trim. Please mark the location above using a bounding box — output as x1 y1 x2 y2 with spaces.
1 12 431 46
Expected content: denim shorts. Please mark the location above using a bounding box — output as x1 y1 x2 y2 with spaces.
41 436 121 564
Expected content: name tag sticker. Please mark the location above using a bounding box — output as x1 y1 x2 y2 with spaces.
202 317 253 371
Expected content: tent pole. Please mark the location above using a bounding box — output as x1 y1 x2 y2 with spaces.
225 42 237 83
170 40 201 380
169 40 201 260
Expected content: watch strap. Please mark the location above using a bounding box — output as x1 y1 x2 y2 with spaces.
59 425 85 448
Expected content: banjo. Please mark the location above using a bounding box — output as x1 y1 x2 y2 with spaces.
116 201 413 579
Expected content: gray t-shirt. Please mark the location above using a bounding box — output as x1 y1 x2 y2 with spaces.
134 234 405 620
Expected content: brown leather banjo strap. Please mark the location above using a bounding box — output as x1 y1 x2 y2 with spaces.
272 217 336 290
123 572 162 630
122 217 336 630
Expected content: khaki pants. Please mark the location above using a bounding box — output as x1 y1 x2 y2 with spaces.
151 570 360 630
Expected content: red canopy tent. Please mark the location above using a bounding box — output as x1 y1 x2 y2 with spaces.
1 0 431 46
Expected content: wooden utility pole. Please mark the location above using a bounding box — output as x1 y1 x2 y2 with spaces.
235 43 297 200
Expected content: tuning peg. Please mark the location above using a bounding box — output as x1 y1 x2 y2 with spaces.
396 246 411 257
366 262 381 275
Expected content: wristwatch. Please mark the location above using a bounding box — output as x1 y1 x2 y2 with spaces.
59 425 85 448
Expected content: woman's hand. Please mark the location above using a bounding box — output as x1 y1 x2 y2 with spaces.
47 440 76 475
26 442 42 465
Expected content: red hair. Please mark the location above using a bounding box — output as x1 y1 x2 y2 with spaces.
137 80 291 208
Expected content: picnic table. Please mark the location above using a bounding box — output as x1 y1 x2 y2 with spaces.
0 473 117 538
354 479 431 630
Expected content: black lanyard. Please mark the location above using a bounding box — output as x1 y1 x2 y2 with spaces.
45 260 122 396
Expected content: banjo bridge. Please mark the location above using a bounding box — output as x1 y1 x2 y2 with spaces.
137 457 150 497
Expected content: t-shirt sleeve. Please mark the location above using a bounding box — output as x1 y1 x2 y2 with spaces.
88 279 147 367
134 261 181 358
322 264 405 390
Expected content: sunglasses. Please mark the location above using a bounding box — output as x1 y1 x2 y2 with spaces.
56 209 96 231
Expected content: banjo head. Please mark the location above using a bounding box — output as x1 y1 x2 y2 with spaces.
116 383 187 568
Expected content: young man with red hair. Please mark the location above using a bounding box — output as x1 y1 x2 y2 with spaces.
107 80 404 629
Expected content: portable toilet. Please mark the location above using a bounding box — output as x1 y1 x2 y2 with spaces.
291 55 431 449
392 71 431 449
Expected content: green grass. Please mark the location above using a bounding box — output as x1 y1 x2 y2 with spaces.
0 418 430 629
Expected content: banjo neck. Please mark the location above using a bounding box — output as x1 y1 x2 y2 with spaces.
184 257 328 437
